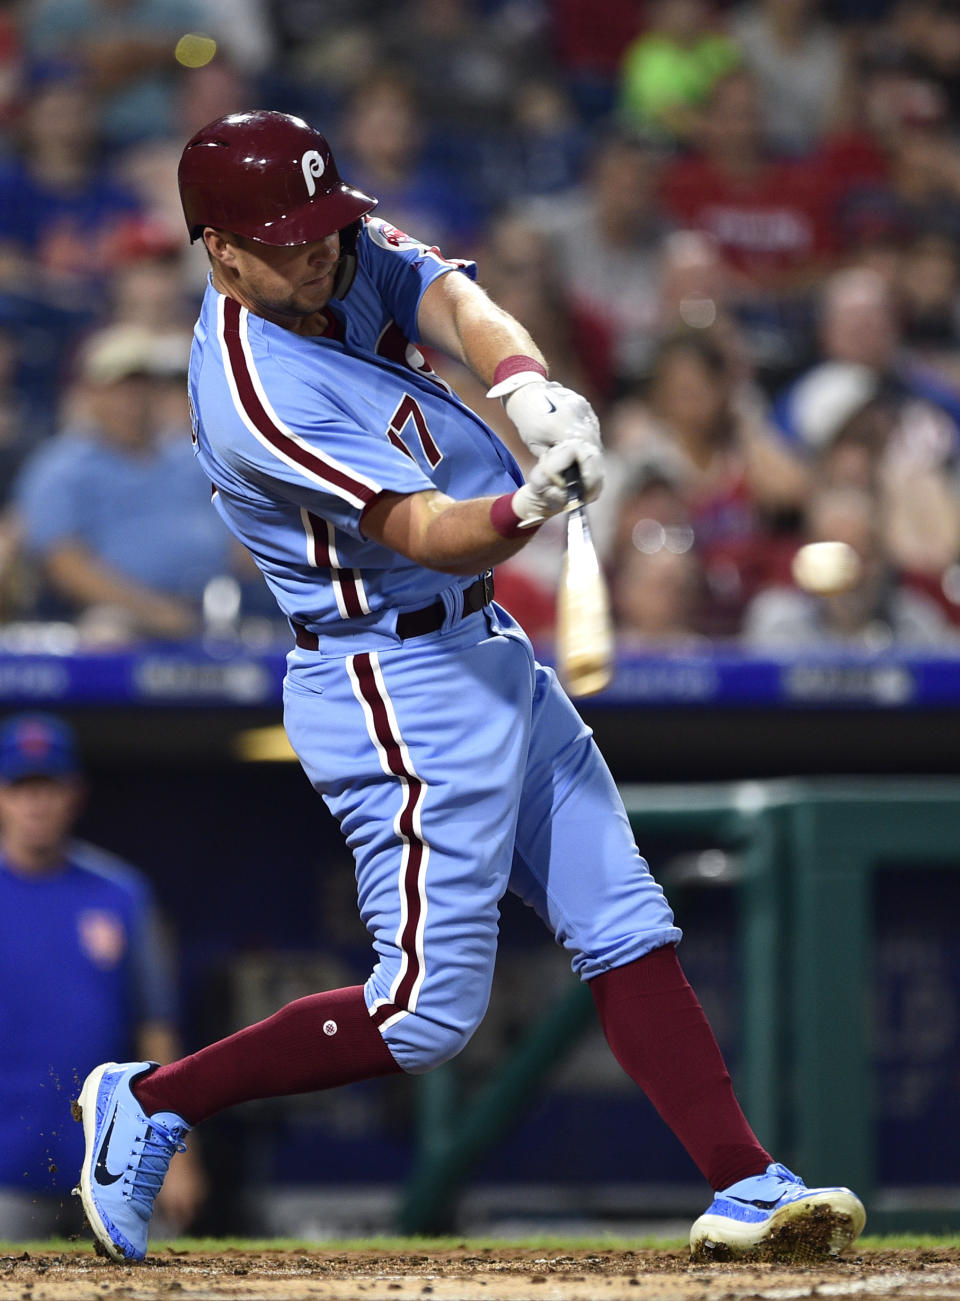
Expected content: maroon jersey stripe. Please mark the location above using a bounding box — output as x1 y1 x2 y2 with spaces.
305 510 365 619
221 297 375 505
306 509 330 566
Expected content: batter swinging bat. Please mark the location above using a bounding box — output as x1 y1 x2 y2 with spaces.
556 464 614 697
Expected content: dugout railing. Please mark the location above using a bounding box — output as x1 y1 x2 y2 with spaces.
398 778 960 1236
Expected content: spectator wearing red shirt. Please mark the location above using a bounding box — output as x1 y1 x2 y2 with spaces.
660 69 838 300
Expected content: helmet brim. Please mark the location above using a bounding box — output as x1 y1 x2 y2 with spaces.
193 184 377 245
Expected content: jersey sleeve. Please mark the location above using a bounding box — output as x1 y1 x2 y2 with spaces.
358 216 478 343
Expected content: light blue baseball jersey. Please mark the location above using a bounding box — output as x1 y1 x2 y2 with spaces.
189 217 522 641
189 215 680 1073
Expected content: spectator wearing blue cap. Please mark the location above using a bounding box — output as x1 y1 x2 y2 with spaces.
0 713 205 1240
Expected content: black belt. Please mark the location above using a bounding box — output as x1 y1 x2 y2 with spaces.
292 572 494 650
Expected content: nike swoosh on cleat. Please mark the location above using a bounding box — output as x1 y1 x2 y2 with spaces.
545 398 557 413
93 1111 124 1186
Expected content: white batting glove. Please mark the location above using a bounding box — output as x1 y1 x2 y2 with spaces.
511 438 605 526
486 370 601 456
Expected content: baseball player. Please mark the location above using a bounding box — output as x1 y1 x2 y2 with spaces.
72 111 865 1262
0 713 204 1239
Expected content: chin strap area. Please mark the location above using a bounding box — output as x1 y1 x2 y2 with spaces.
333 251 357 299
333 218 364 299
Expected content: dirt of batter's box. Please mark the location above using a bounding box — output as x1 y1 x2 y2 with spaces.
2 1246 960 1301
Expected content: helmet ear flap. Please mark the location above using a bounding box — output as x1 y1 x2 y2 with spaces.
333 219 362 299
333 252 357 299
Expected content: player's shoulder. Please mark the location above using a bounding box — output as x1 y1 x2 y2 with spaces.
243 308 337 391
66 839 153 903
360 216 430 257
199 294 354 444
198 289 304 381
359 215 476 278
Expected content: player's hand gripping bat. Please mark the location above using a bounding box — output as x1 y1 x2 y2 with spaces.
556 463 614 697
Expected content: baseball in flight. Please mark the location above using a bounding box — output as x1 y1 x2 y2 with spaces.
791 540 861 595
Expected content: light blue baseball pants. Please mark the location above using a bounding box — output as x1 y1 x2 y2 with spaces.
283 601 681 1074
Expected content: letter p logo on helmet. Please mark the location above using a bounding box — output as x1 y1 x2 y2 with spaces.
301 149 326 197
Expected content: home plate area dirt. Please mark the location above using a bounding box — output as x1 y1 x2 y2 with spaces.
3 1247 960 1301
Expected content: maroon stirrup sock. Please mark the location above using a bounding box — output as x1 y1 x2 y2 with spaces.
133 986 401 1126
591 946 771 1191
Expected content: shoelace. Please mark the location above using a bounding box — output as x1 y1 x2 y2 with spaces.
767 1163 805 1187
127 1120 187 1216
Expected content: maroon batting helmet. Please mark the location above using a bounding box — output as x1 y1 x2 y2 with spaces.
177 110 377 247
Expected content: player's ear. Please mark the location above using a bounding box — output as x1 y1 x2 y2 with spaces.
203 228 236 266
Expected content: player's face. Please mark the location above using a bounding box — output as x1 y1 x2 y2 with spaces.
212 231 343 325
0 776 82 867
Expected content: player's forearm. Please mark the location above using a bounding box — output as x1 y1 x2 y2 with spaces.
455 299 546 390
361 489 534 574
416 495 536 573
417 272 547 387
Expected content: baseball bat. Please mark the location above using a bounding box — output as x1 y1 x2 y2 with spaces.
556 463 614 697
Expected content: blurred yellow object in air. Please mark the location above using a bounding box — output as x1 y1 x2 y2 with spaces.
175 33 217 68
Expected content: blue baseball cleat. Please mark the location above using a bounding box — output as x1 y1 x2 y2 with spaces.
690 1162 866 1262
71 1061 190 1262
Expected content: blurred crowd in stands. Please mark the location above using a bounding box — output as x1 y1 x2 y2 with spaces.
3 0 960 651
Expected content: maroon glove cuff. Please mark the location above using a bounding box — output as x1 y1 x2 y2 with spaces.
492 355 548 387
490 493 541 539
